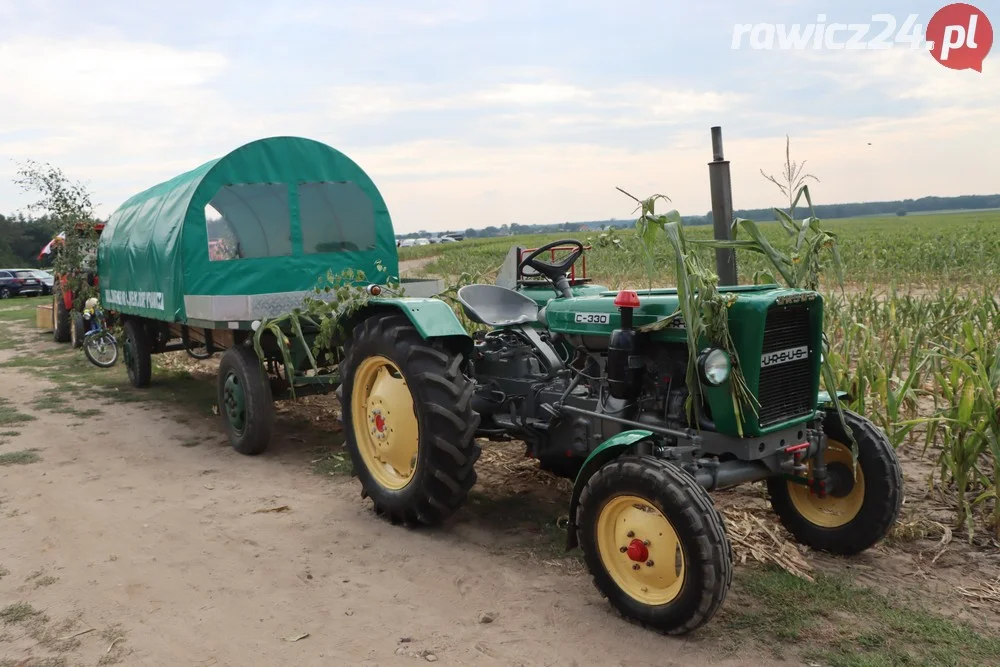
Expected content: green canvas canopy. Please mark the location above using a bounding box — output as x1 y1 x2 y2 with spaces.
98 136 399 325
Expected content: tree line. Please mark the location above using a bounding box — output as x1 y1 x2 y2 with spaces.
406 193 1000 240
5 193 999 267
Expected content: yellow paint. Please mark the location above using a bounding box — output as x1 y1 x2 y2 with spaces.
350 355 420 490
596 495 685 605
788 439 865 527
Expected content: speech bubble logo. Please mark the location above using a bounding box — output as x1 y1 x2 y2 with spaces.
927 3 993 71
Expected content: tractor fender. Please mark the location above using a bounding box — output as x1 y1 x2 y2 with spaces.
349 298 472 353
565 429 657 551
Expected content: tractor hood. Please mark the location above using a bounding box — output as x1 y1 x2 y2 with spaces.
544 284 825 437
543 284 820 341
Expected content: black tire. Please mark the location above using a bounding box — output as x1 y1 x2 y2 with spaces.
767 409 903 555
576 455 732 635
0 287 10 299
70 311 86 348
186 345 214 360
342 313 481 526
53 288 70 342
83 332 119 368
217 345 274 455
122 320 152 388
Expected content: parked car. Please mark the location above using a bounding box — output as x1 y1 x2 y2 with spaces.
18 269 54 295
414 238 430 246
399 239 416 247
0 269 44 298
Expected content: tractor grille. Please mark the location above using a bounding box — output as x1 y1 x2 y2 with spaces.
756 304 814 427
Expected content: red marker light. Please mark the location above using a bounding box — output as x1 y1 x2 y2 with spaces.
366 284 382 296
613 290 640 308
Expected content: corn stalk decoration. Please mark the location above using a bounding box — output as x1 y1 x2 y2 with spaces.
250 261 403 399
620 190 758 437
621 172 856 463
689 182 857 462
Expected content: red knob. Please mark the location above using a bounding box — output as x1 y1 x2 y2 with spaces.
614 290 640 308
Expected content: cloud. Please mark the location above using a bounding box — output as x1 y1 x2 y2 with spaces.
0 1 996 234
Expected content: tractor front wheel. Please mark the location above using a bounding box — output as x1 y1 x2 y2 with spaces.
342 313 480 526
576 455 733 635
53 287 70 343
767 409 903 555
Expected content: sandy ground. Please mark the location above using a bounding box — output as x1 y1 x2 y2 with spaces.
0 354 775 666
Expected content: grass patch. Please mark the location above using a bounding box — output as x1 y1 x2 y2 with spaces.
0 565 8 579
29 389 102 418
0 302 41 322
5 345 216 414
717 566 1000 666
98 623 128 665
466 489 574 561
0 659 68 667
33 575 58 588
0 449 41 465
0 430 19 437
311 450 352 476
0 397 36 427
0 602 44 625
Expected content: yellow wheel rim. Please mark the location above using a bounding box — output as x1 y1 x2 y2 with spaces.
788 440 865 528
596 495 685 605
350 355 420 490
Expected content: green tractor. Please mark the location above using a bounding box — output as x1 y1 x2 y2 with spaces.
339 239 903 635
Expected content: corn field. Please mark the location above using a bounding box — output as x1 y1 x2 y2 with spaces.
402 211 1000 539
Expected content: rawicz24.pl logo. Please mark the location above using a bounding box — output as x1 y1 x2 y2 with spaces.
731 3 993 72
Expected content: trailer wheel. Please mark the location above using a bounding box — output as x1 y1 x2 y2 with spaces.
70 312 86 348
342 313 481 526
53 288 70 343
767 409 903 555
122 320 152 388
577 454 733 635
218 346 274 456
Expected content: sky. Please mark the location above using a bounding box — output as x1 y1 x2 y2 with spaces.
0 0 996 233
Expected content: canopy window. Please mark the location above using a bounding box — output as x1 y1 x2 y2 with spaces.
205 183 292 261
298 181 377 254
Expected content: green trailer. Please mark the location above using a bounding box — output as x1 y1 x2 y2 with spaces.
97 136 441 454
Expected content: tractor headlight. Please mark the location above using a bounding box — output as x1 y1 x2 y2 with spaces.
698 348 731 386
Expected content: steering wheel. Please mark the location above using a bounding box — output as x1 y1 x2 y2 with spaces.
518 239 585 298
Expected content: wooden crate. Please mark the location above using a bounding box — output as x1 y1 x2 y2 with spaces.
36 304 53 331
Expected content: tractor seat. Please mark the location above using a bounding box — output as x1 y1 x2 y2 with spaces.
456 284 540 327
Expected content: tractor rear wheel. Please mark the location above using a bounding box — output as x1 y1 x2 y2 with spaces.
53 288 70 343
576 455 732 635
342 313 480 526
766 409 903 555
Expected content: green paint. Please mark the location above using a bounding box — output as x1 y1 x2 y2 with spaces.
98 136 398 322
518 283 609 308
371 298 471 340
565 429 657 550
541 286 824 438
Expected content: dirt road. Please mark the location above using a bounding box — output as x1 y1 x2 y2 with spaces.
0 347 771 666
